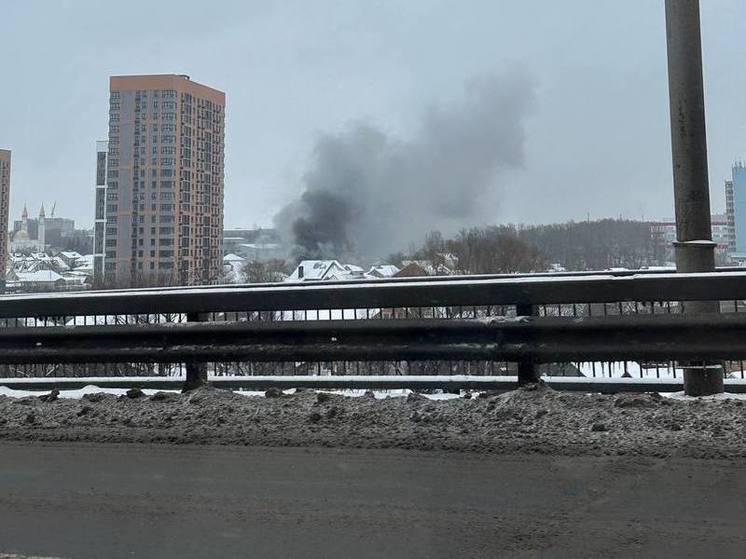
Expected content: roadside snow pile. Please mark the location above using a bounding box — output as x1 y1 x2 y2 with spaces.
0 385 462 401
663 391 746 401
0 383 744 458
0 385 179 400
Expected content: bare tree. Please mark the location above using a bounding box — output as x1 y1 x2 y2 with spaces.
241 259 289 284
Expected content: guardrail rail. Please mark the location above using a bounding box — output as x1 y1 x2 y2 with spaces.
2 268 746 392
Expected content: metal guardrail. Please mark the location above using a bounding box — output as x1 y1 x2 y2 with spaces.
2 375 746 394
2 270 746 317
2 269 746 391
3 314 746 364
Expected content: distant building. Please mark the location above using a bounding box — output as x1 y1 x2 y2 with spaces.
394 262 432 278
286 260 367 282
5 269 67 292
10 204 83 253
223 228 286 262
367 264 400 279
93 140 108 280
397 259 455 276
726 178 736 252
284 261 403 282
11 205 46 253
649 215 729 264
6 251 93 293
729 162 746 257
221 253 246 283
104 74 225 286
0 150 10 276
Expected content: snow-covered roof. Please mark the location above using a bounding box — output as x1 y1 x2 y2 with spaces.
223 253 246 262
239 243 282 250
13 270 65 283
286 260 345 282
286 260 398 282
368 264 400 278
49 257 70 271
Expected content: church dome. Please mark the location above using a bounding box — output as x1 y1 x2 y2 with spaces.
13 230 29 242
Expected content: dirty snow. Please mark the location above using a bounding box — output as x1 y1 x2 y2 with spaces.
0 385 460 401
0 384 744 459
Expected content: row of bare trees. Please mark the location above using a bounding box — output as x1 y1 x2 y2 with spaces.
390 227 547 274
392 219 665 274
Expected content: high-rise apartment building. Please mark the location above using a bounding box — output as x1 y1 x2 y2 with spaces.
104 74 225 286
728 162 746 256
725 178 736 252
93 140 108 282
0 150 11 277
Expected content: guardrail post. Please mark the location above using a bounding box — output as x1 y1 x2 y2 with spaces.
183 312 208 392
665 0 724 395
516 304 540 385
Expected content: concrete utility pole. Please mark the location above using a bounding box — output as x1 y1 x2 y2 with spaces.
664 0 724 395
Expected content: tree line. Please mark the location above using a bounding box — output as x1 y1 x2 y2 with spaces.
391 219 663 274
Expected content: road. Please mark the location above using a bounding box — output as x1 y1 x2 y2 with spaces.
0 443 745 558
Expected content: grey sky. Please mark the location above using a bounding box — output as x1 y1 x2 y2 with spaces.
1 0 744 230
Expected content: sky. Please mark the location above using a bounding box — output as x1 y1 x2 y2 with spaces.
1 0 745 231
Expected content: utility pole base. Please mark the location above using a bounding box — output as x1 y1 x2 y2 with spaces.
182 363 209 393
683 364 724 397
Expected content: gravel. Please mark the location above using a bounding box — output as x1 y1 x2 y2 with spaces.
0 383 745 458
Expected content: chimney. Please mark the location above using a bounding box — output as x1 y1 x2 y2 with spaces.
298 265 304 279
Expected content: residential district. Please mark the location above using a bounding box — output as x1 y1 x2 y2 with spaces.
1 74 746 294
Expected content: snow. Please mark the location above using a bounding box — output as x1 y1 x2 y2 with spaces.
2 374 745 388
286 260 345 282
367 264 400 278
673 240 717 245
13 270 65 283
311 389 461 400
0 384 179 400
0 383 462 401
576 361 686 379
277 308 377 320
662 391 746 401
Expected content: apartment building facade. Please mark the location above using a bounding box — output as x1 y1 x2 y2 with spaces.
0 150 11 276
104 74 225 286
725 178 736 252
93 140 108 281
728 162 746 257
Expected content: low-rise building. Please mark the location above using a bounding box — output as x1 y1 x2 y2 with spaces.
649 215 729 264
6 251 94 293
222 253 247 284
285 260 368 282
222 228 287 262
367 264 400 279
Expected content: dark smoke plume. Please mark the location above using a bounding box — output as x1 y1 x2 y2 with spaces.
275 70 537 263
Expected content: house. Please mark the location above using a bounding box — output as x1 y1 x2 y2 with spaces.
7 252 94 293
367 264 400 279
6 269 67 292
222 253 247 284
397 255 458 277
236 242 285 262
286 260 365 282
58 251 83 268
394 262 433 278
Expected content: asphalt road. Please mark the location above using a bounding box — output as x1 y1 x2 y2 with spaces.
0 443 745 558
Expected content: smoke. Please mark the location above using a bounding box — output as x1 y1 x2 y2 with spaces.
275 69 537 263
